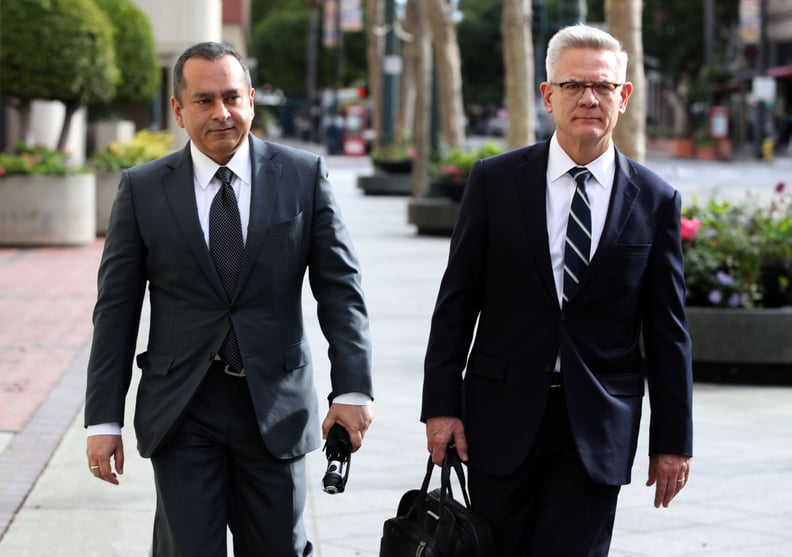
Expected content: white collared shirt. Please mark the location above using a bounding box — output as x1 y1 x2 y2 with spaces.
190 140 252 246
546 133 615 307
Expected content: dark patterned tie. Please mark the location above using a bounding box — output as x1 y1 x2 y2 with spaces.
563 166 592 305
209 166 244 372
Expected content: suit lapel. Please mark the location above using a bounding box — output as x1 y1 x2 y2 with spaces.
587 150 640 275
235 137 282 295
516 142 559 306
162 145 227 299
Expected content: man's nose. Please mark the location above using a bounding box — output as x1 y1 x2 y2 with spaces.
579 85 599 105
212 101 231 120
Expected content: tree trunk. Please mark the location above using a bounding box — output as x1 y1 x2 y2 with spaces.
502 0 535 150
366 0 384 148
412 0 432 197
426 0 465 149
606 0 645 163
57 101 79 151
397 0 419 147
12 99 32 145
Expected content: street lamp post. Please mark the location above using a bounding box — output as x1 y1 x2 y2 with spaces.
380 0 398 147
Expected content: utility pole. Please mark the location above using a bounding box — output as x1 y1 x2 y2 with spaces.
381 0 398 147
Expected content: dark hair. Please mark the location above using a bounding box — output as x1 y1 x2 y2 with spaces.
173 42 252 103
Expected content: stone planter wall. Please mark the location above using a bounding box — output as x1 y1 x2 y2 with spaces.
407 198 458 236
687 306 792 384
96 170 122 235
0 174 96 246
358 173 412 196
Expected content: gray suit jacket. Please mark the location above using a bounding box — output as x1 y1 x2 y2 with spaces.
85 135 372 459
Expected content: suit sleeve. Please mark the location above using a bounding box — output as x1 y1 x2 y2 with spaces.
421 160 488 421
641 189 694 457
307 156 373 402
84 171 147 427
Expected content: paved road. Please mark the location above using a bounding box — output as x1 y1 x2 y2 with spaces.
0 145 790 556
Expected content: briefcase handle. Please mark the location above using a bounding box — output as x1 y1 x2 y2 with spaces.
415 443 473 517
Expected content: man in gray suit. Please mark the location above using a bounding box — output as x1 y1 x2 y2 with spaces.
84 42 373 556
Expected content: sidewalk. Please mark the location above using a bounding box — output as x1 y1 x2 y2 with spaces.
1 147 791 556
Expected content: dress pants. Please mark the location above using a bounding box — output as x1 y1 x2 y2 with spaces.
150 364 313 557
468 387 621 557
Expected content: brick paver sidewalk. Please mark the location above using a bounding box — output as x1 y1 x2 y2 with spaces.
0 239 103 536
0 240 103 431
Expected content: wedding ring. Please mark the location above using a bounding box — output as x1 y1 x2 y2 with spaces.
677 477 686 483
90 465 100 470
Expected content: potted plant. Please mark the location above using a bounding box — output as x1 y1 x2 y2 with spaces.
359 142 416 196
429 142 503 202
408 142 504 236
370 143 416 174
0 143 96 246
693 129 718 160
90 129 173 234
680 183 792 372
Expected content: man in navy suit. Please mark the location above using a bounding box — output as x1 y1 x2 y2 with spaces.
84 42 373 555
422 25 692 556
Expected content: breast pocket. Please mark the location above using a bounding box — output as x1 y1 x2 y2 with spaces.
261 210 305 257
612 243 651 258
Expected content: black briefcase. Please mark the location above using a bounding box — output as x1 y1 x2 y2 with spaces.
379 446 493 557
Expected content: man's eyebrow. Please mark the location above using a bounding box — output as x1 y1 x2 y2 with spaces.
190 88 242 99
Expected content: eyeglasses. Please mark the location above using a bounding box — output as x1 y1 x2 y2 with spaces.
550 81 623 100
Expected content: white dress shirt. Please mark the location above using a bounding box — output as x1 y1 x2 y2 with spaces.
546 134 615 306
546 134 615 371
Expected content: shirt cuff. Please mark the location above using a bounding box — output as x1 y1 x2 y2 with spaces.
87 423 122 436
332 392 373 406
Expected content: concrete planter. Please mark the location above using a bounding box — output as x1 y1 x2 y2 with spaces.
0 174 96 246
95 170 121 235
687 306 792 383
358 172 412 196
407 198 458 236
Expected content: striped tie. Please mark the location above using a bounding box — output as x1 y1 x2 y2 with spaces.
563 167 592 305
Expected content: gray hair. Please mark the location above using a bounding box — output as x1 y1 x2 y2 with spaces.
545 24 628 82
173 42 252 103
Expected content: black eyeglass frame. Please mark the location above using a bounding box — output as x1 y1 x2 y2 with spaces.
549 81 624 99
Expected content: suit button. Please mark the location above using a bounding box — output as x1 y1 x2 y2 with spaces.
559 311 567 322
209 352 216 360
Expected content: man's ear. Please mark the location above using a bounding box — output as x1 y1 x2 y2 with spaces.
171 97 186 128
618 82 633 114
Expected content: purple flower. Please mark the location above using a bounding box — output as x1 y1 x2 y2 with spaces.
716 271 734 286
728 293 741 307
708 290 722 305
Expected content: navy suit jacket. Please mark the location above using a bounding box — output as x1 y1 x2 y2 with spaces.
421 140 693 485
85 135 372 459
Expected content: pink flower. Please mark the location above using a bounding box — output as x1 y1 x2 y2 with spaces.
440 165 461 180
680 217 702 243
776 181 785 193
